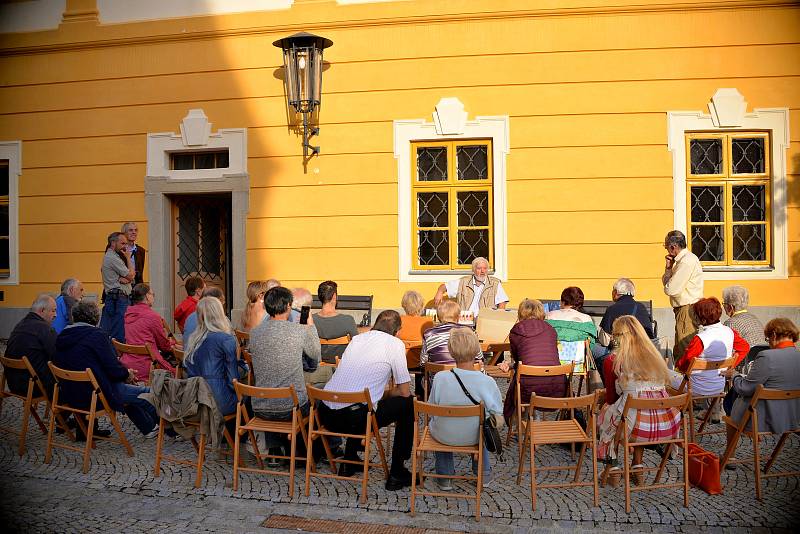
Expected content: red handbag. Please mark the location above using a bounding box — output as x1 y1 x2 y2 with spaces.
687 443 723 494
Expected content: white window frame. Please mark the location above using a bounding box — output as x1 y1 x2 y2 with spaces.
394 98 509 282
667 89 789 280
0 141 21 286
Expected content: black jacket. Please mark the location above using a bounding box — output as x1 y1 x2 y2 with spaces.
4 312 57 397
598 295 655 345
53 324 129 411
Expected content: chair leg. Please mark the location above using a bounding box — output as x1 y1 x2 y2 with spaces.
476 448 482 522
753 430 762 500
372 415 389 479
682 426 690 508
696 397 717 435
516 423 529 485
18 394 33 456
30 400 49 434
653 443 673 484
410 443 418 517
83 409 96 474
573 442 587 483
195 432 206 489
591 439 599 506
720 425 741 469
154 418 165 478
623 442 631 514
529 441 537 510
233 426 241 492
361 423 372 505
688 399 696 443
288 427 297 499
763 432 791 474
44 403 57 465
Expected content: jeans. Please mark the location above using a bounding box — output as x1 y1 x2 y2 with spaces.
109 381 157 435
435 447 491 480
591 344 611 385
318 395 414 475
100 293 129 343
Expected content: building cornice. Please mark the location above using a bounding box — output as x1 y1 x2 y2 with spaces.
1 0 796 57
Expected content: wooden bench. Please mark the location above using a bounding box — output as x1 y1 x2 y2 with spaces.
310 294 373 327
540 299 658 338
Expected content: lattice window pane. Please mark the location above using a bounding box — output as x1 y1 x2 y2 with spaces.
690 186 724 222
0 238 8 271
416 147 448 181
0 204 8 235
417 192 449 227
177 206 200 277
690 139 722 175
732 224 766 261
731 138 765 174
732 185 766 222
691 225 724 262
456 146 488 180
457 191 489 227
172 153 193 170
418 230 449 265
457 230 489 265
200 206 222 276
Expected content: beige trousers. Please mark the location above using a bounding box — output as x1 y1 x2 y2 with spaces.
672 304 698 361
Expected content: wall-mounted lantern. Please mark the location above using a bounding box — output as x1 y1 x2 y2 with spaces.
273 32 333 159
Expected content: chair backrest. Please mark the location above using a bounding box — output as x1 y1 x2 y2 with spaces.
414 398 483 419
517 361 574 378
686 355 737 373
623 392 689 413
0 355 33 372
48 362 103 391
530 391 598 411
112 339 158 360
233 379 299 405
320 335 350 345
753 385 800 402
234 329 249 347
425 361 481 374
307 385 371 407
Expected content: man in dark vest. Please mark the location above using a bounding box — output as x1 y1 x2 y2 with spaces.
122 221 146 286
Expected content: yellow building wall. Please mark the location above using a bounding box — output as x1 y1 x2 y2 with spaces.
0 0 798 310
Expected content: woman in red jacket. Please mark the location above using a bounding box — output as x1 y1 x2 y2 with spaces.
499 299 566 424
121 283 177 383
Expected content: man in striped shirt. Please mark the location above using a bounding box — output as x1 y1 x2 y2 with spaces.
319 310 415 491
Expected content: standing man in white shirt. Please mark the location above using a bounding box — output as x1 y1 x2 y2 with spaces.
662 230 704 360
432 257 509 315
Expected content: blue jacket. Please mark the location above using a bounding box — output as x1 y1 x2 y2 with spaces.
184 332 240 416
52 294 77 334
53 323 129 411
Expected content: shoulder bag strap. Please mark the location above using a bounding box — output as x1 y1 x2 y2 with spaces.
450 369 479 405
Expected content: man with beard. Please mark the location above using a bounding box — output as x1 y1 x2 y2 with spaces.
433 256 508 316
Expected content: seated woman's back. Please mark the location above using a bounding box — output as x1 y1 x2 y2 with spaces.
184 331 239 415
510 318 564 395
689 322 734 395
429 368 502 446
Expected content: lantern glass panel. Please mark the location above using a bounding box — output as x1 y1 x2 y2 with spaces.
312 49 323 105
283 49 298 107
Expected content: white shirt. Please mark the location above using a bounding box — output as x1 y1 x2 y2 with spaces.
444 277 509 316
323 330 411 409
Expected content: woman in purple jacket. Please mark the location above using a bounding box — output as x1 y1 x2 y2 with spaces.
500 299 566 423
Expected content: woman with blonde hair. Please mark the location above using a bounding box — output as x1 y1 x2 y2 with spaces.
184 297 241 416
239 280 270 332
499 299 563 424
397 290 434 376
596 315 681 485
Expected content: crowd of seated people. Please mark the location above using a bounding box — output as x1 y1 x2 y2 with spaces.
4 244 800 503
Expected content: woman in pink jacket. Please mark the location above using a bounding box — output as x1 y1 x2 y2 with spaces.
121 283 177 382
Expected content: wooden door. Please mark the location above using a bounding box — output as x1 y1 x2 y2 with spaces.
171 194 232 324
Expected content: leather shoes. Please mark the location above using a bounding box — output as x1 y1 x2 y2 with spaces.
385 470 419 491
337 461 362 478
75 425 112 442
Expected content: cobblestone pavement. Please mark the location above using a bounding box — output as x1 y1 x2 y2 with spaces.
1 394 798 533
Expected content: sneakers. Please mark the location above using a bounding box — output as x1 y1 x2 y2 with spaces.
434 477 453 491
144 426 160 439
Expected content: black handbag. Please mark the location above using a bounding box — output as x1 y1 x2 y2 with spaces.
449 369 503 458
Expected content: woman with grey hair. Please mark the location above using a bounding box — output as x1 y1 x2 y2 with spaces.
722 285 765 351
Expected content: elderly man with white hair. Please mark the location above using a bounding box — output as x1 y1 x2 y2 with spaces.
722 285 765 351
432 257 508 316
592 278 655 374
53 278 84 334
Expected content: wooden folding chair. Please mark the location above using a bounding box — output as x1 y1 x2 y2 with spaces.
231 380 309 497
720 385 800 500
0 355 73 455
172 348 185 379
669 356 735 442
410 400 485 521
304 386 389 504
234 329 249 348
112 339 170 385
506 362 574 460
319 335 349 368
45 363 134 473
516 391 599 509
617 393 690 513
239 347 254 385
